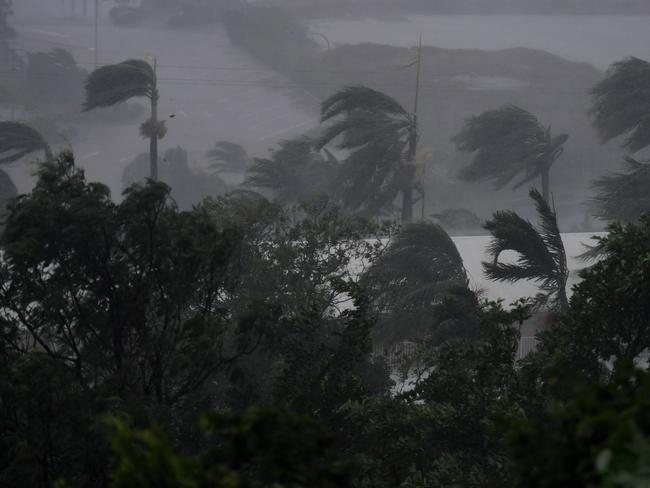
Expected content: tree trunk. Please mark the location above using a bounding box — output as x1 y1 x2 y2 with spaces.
401 123 418 223
541 167 550 203
149 94 158 181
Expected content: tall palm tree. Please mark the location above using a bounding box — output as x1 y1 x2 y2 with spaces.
0 121 52 162
590 57 650 153
363 221 470 343
453 105 568 203
483 188 568 311
592 156 650 223
317 86 418 222
207 141 251 174
83 59 164 180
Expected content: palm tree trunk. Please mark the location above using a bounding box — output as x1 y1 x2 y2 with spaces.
401 124 418 223
149 94 158 181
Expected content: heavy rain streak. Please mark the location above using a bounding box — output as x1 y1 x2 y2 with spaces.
2 1 650 486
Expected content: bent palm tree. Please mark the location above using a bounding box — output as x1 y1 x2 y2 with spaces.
0 121 52 162
207 141 251 174
364 222 469 343
245 136 338 205
83 59 164 180
590 57 650 152
592 156 650 223
453 105 568 203
317 86 418 222
483 188 568 311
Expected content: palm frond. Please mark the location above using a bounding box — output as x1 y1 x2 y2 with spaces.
0 121 51 163
365 221 468 315
592 156 650 222
454 105 566 191
83 59 156 111
483 189 568 309
320 86 409 123
590 57 650 152
207 141 250 172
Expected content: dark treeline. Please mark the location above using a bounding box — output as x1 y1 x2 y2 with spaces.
4 3 650 488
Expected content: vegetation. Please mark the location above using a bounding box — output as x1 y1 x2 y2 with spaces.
5 8 650 485
83 59 164 180
318 86 419 221
453 104 568 203
483 188 568 310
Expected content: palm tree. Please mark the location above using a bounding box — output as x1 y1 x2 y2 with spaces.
83 59 164 180
317 86 418 222
590 57 650 153
592 156 650 223
363 221 470 343
453 105 568 203
483 188 568 311
207 141 251 174
245 136 338 205
0 121 52 162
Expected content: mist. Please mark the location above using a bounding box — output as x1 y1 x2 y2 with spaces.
2 1 650 486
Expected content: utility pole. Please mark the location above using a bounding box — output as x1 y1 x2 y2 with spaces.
94 0 98 67
411 35 424 221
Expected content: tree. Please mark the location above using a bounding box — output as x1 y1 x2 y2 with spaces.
122 146 227 210
453 105 568 203
0 121 52 162
207 140 251 174
590 57 650 153
534 215 650 372
318 86 418 222
106 407 354 488
245 136 338 205
592 156 650 223
363 221 471 343
508 361 650 488
483 188 568 310
83 59 164 180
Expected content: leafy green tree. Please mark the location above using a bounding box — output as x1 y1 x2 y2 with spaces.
483 188 568 310
533 215 650 373
508 361 650 488
0 151 271 484
107 406 354 488
245 136 338 205
592 156 650 223
83 59 164 180
339 300 530 488
453 104 568 203
590 57 650 153
318 86 419 222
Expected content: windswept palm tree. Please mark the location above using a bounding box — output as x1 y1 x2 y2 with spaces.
363 221 470 343
483 188 568 311
453 105 568 203
0 121 52 163
592 156 650 223
317 86 418 222
590 57 650 153
245 136 338 205
207 141 251 174
83 59 164 180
